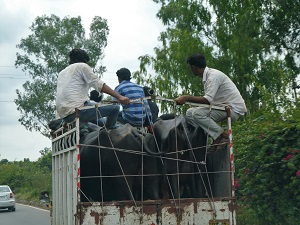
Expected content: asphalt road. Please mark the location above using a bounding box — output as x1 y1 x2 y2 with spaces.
0 203 51 225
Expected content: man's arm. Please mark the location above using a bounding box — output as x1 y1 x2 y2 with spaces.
101 84 130 104
174 95 209 105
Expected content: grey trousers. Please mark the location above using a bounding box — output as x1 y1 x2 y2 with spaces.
186 106 240 140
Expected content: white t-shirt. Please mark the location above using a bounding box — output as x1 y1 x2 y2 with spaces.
56 63 105 118
203 67 247 115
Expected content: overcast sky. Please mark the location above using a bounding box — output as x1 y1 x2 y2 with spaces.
0 0 164 161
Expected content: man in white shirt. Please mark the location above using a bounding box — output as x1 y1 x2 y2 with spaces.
175 53 247 152
56 49 129 129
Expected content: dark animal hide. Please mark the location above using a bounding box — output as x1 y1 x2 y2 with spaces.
79 124 160 202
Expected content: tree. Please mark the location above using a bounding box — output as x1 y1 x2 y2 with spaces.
0 159 8 165
135 0 299 114
15 14 109 137
264 0 300 73
37 147 52 171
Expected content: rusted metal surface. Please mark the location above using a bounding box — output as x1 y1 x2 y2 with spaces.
77 198 236 225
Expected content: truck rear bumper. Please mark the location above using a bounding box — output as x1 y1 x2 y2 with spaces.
77 197 236 225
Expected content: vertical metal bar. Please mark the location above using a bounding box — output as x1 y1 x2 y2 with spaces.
58 154 63 225
225 107 236 225
67 151 72 225
52 147 57 225
75 108 81 224
62 152 66 223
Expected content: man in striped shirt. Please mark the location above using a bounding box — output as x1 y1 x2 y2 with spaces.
114 68 153 127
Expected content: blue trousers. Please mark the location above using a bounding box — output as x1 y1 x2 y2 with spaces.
63 101 120 129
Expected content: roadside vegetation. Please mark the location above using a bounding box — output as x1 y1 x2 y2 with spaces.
234 108 300 224
0 148 52 207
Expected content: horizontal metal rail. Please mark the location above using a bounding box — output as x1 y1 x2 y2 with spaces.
81 96 228 111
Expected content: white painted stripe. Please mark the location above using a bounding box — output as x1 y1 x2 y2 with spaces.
16 203 50 212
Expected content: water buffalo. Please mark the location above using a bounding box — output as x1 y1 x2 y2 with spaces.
152 115 207 199
79 123 160 202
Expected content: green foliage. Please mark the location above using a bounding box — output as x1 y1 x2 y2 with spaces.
136 0 299 115
264 0 300 75
134 0 214 113
234 108 300 224
15 14 109 137
0 159 8 164
0 152 52 202
37 147 52 170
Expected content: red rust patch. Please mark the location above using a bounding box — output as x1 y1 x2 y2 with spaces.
120 205 124 217
228 200 237 213
142 204 157 216
90 210 100 224
193 200 198 213
167 206 178 214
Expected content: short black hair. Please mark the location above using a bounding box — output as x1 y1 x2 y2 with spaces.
186 53 206 68
116 68 131 80
143 86 154 97
90 90 103 102
69 49 90 64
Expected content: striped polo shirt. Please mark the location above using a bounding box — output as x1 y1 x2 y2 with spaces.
114 81 152 126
